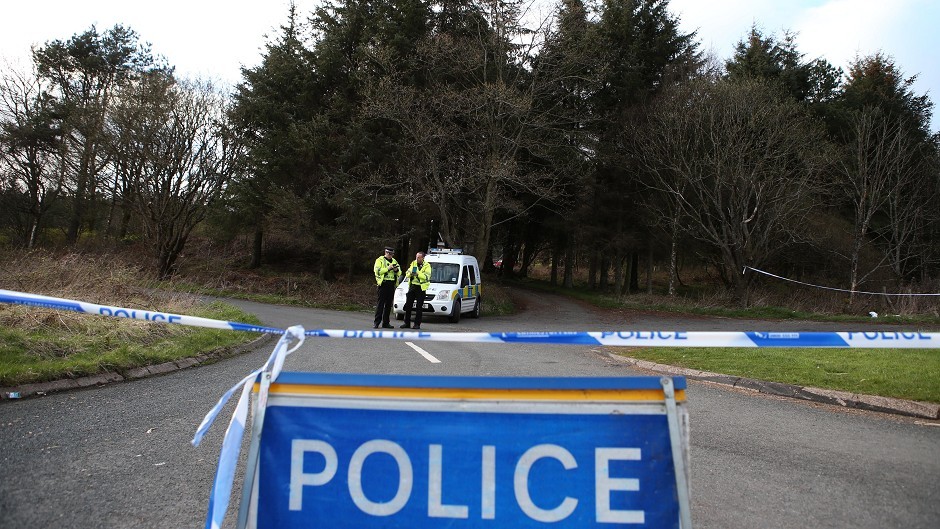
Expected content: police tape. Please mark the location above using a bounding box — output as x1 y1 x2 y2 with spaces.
0 288 284 333
2 287 935 528
745 265 940 297
1 288 938 348
192 325 305 529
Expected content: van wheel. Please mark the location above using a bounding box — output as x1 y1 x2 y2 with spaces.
471 297 482 318
396 313 403 321
449 301 461 323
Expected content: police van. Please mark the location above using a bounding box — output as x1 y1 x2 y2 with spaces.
394 248 482 323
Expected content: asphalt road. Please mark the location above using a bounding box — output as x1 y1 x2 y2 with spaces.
0 288 937 528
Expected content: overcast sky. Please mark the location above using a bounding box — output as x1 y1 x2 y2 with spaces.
1 0 937 131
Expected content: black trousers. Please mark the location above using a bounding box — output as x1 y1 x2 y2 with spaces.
403 285 425 326
374 280 396 326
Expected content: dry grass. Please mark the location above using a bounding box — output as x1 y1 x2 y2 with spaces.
0 249 205 315
0 249 260 386
520 261 940 318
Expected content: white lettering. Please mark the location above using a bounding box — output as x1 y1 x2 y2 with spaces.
289 440 337 511
428 444 469 518
482 445 496 519
514 444 578 522
348 440 412 516
595 448 644 523
284 439 657 523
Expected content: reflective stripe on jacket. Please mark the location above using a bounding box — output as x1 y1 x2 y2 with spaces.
374 256 400 285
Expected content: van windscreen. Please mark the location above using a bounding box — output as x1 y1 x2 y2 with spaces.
431 263 460 284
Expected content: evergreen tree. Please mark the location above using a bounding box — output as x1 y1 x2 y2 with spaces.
725 26 841 104
32 25 161 244
523 0 597 282
585 0 700 291
230 5 318 267
839 52 933 141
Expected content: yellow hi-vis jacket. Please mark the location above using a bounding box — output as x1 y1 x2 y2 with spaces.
374 256 401 285
404 260 432 291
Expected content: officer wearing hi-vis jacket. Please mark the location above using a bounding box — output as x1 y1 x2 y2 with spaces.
373 246 400 328
400 251 431 329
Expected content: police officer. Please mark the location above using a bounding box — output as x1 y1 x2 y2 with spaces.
373 246 400 328
400 251 431 329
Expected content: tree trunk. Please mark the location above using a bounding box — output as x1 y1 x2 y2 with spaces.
668 216 679 296
621 255 632 295
563 239 574 288
250 224 263 269
599 254 609 291
66 186 86 244
630 252 639 293
157 234 188 280
588 252 598 290
118 207 132 240
849 233 862 306
614 254 624 296
473 174 499 268
550 247 559 286
735 267 751 308
27 220 39 249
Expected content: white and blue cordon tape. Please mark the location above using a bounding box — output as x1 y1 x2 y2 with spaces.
2 288 937 348
2 287 938 529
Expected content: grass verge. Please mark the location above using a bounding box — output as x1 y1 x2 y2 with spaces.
614 346 940 403
0 301 262 387
3 250 936 404
0 250 516 388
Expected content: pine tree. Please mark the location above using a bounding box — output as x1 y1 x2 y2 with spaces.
32 24 160 244
230 5 317 267
725 26 841 104
585 0 700 292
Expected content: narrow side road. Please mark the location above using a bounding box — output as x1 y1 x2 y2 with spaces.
0 288 937 529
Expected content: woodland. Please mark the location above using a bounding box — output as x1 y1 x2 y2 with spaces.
1 0 937 309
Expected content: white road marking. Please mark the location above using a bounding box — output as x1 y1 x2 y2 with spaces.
406 341 440 363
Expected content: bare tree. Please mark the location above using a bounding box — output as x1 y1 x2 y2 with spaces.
638 78 829 306
363 67 465 245
106 72 164 240
0 61 64 248
129 78 235 279
836 107 924 303
883 135 937 285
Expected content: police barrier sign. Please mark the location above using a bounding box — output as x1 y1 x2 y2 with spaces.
240 373 690 529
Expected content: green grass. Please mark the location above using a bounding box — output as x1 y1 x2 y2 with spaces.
505 277 939 402
0 301 261 387
614 346 940 403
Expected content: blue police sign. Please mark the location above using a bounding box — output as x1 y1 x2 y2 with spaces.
242 373 689 529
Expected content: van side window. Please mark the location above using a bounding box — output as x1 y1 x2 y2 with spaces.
468 265 477 285
461 266 470 287
432 263 460 284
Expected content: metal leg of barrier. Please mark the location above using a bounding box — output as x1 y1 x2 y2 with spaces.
236 371 273 529
661 377 692 529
